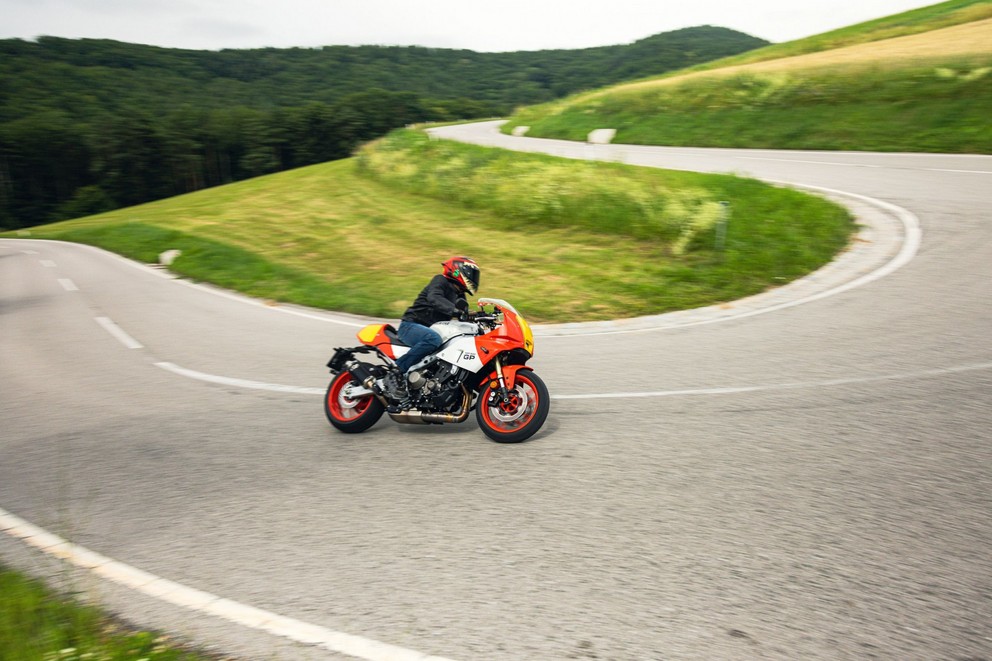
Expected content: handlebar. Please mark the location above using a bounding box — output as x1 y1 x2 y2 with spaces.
458 311 499 325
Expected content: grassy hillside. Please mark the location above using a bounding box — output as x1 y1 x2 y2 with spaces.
505 1 992 153
5 140 852 323
0 26 767 231
676 0 992 72
18 4 955 322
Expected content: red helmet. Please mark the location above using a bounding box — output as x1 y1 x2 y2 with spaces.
441 256 480 295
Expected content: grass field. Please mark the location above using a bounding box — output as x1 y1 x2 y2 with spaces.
504 4 992 153
0 563 214 660
653 0 992 74
7 135 853 323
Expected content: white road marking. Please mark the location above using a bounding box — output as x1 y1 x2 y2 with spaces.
554 361 992 400
0 506 456 661
738 156 884 168
0 180 921 338
155 361 324 395
738 181 922 308
95 316 144 349
165 278 368 328
737 158 992 175
155 358 992 401
7 238 369 328
534 183 922 337
925 168 992 174
434 124 926 337
0 162 975 661
40 259 57 267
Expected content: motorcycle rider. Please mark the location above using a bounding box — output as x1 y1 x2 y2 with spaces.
376 256 481 407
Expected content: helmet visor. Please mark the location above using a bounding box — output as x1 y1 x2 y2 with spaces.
460 263 480 295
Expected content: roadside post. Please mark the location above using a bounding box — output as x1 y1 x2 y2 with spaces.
716 201 730 251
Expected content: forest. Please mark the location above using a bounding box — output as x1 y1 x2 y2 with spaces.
0 26 767 229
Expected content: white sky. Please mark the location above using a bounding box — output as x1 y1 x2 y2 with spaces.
1 0 942 52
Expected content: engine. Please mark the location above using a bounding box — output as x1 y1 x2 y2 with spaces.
405 360 470 412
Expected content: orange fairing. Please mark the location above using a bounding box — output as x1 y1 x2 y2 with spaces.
357 323 396 359
475 307 535 391
475 308 533 355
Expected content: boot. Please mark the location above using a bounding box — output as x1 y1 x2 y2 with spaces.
375 367 408 401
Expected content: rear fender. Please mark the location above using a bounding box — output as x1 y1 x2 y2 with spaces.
326 347 355 373
326 344 385 373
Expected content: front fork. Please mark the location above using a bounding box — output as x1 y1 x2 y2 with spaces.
487 356 529 405
493 356 511 403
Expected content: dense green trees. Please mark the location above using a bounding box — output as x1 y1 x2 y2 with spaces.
0 91 466 229
0 27 767 229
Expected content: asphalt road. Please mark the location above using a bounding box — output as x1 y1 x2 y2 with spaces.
2 123 991 660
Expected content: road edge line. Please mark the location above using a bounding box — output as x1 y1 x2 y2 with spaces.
0 506 456 661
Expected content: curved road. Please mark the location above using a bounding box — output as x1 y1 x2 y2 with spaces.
2 122 990 660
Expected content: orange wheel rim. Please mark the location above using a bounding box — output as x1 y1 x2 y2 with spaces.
328 373 372 422
482 374 538 433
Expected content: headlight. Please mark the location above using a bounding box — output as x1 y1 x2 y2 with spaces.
517 314 534 355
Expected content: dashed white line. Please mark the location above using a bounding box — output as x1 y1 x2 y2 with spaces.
95 316 144 349
7 239 369 328
0 506 456 661
58 278 78 291
40 259 57 267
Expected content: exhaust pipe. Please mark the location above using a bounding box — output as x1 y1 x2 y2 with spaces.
344 360 389 406
388 386 472 425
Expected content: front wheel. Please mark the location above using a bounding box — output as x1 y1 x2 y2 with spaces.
476 369 550 443
324 370 384 433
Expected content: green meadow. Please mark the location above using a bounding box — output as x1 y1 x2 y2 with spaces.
10 134 852 323
505 3 992 153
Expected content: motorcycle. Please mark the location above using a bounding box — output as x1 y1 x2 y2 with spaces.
324 298 549 443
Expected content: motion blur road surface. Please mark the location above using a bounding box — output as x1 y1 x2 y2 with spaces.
2 124 990 660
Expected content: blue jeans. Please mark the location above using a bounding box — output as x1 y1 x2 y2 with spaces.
395 321 442 373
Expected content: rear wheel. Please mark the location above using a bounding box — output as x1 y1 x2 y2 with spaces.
477 369 550 443
324 371 384 433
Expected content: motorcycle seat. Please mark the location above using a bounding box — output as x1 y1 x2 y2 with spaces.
383 324 409 347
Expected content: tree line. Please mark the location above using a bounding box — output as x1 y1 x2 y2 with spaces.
0 91 492 229
0 27 767 229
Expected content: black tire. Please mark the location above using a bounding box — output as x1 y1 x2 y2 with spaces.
476 369 550 443
324 371 384 433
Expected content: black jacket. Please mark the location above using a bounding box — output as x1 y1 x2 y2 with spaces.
401 274 465 326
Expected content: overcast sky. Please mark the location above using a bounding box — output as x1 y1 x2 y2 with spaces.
1 0 941 52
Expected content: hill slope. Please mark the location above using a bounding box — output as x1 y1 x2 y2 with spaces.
505 0 992 153
0 12 868 324
4 136 853 323
0 26 766 230
0 26 766 122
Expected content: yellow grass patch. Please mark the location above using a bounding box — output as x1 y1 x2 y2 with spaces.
599 17 992 98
